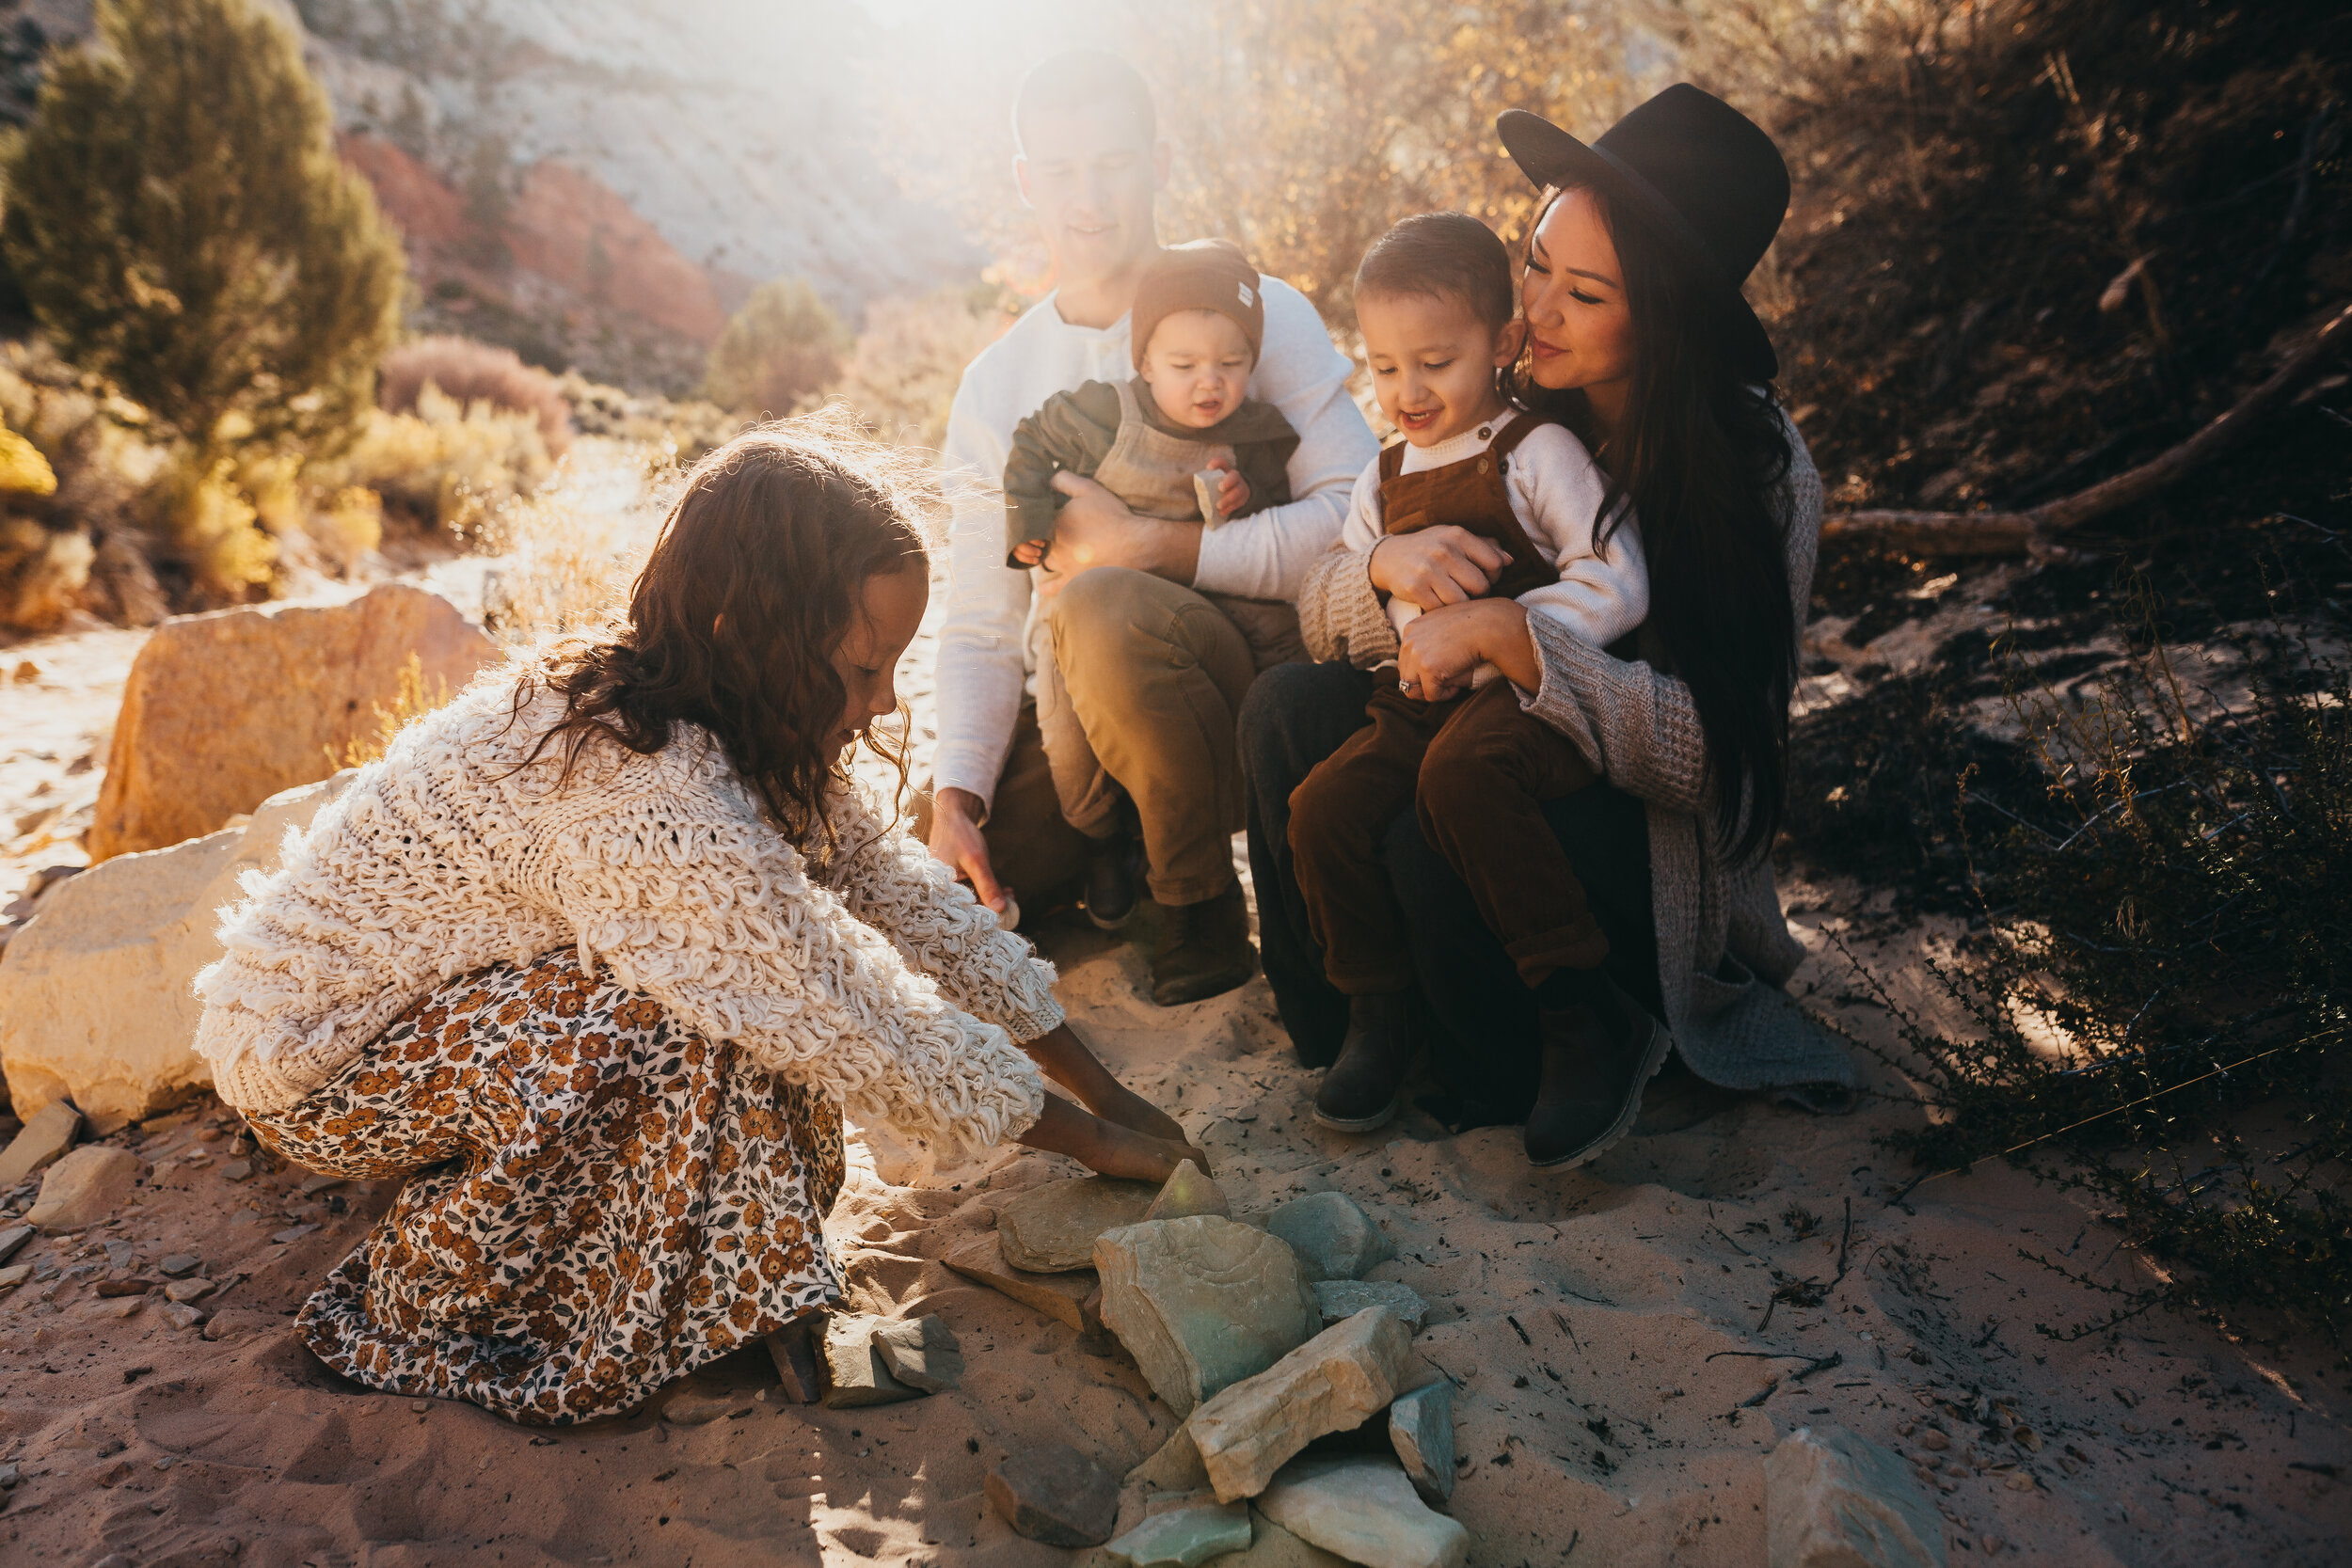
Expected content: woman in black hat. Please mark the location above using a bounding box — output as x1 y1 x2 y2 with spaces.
1241 85 1853 1168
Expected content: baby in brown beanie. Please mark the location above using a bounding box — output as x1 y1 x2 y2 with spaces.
1002 239 1300 568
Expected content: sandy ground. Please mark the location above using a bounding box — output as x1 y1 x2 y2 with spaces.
2 523 2349 1564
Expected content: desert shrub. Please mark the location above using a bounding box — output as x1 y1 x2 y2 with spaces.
1859 574 2352 1351
1660 0 2350 514
307 385 553 535
823 285 1012 451
0 0 405 459
555 372 743 466
381 336 572 457
702 277 852 417
0 0 405 599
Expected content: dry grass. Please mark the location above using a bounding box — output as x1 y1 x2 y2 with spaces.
382 336 572 457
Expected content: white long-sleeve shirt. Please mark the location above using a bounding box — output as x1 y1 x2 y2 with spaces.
1341 409 1648 668
933 277 1375 809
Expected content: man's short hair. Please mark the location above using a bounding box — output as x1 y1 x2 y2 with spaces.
1012 49 1156 155
1354 213 1517 334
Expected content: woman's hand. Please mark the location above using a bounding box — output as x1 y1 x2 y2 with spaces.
1399 597 1541 700
1019 1095 1213 1183
1368 526 1513 611
1048 471 1204 583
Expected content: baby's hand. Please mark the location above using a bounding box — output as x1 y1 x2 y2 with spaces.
1012 538 1048 567
1200 454 1248 520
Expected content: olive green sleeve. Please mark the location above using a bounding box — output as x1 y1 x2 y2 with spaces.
1002 382 1124 566
1231 428 1301 519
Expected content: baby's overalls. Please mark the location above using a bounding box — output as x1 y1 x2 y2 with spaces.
1037 377 1308 847
1287 416 1613 996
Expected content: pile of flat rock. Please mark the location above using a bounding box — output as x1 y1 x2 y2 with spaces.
953 1161 1466 1568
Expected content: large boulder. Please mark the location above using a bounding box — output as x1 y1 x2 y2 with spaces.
88 584 494 860
0 775 354 1124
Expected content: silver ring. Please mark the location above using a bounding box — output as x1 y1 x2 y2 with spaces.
1398 677 1416 692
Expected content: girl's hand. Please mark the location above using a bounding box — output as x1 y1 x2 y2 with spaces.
1019 1095 1213 1182
1019 1023 1212 1171
1399 598 1540 698
1368 526 1512 611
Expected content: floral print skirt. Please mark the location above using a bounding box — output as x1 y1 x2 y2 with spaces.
246 946 847 1425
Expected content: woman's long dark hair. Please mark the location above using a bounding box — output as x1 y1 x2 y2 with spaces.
516 425 927 848
1513 184 1797 863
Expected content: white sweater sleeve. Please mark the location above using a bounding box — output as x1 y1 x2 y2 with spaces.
523 763 1046 1154
1337 454 1386 555
930 371 1033 810
1508 423 1649 649
823 784 1066 1044
1191 278 1378 601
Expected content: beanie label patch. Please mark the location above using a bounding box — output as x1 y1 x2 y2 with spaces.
1237 281 1255 307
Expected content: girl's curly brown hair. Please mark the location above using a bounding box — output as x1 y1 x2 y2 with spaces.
517 423 929 848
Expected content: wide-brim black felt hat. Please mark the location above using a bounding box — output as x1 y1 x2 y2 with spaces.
1499 85 1789 381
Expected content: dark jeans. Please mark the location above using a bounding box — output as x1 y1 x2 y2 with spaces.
1239 660 1661 1121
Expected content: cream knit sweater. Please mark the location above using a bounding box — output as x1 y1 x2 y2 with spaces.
193 673 1061 1151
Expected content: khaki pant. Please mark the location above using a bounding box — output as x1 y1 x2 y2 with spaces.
1032 566 1301 906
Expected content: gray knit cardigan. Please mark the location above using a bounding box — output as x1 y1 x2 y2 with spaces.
1293 417 1854 1101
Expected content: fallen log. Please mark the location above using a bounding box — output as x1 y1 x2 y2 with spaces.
1820 299 2352 559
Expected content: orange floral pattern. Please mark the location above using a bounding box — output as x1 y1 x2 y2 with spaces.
247 947 846 1425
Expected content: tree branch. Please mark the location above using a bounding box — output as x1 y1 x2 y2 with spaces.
1820 300 2352 558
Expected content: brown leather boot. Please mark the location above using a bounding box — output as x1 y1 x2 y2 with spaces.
1150 880 1255 1006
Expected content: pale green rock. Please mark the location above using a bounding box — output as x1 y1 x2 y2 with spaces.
1265 1193 1394 1282
1105 1501 1253 1567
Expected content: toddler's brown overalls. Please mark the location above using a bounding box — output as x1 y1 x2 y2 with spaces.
1288 414 1613 995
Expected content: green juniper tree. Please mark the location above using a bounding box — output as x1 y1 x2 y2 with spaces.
0 0 405 591
703 277 850 418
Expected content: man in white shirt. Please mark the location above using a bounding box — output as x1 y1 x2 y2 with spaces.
927 50 1375 1005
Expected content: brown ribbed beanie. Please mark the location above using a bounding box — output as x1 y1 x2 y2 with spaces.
1130 240 1266 370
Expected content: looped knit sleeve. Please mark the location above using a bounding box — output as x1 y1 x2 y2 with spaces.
822 784 1067 1045
522 768 1047 1155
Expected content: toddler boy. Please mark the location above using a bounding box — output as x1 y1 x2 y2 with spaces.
1286 212 1648 1132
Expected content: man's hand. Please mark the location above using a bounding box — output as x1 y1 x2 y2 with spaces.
1368 525 1513 611
928 786 1009 913
1048 470 1203 583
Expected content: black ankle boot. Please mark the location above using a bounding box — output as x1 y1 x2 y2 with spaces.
1314 992 1414 1132
1085 834 1139 930
1524 981 1670 1168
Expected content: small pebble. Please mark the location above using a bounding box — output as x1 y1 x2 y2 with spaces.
2006 1473 2035 1492
160 1302 206 1329
299 1175 345 1196
164 1278 211 1304
1983 1536 2007 1555
272 1224 321 1244
411 1400 431 1414
106 1297 143 1319
222 1162 252 1182
158 1255 200 1278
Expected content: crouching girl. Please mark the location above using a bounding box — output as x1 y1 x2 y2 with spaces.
193 425 1202 1424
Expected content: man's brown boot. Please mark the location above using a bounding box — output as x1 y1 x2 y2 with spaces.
1150 880 1255 1005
